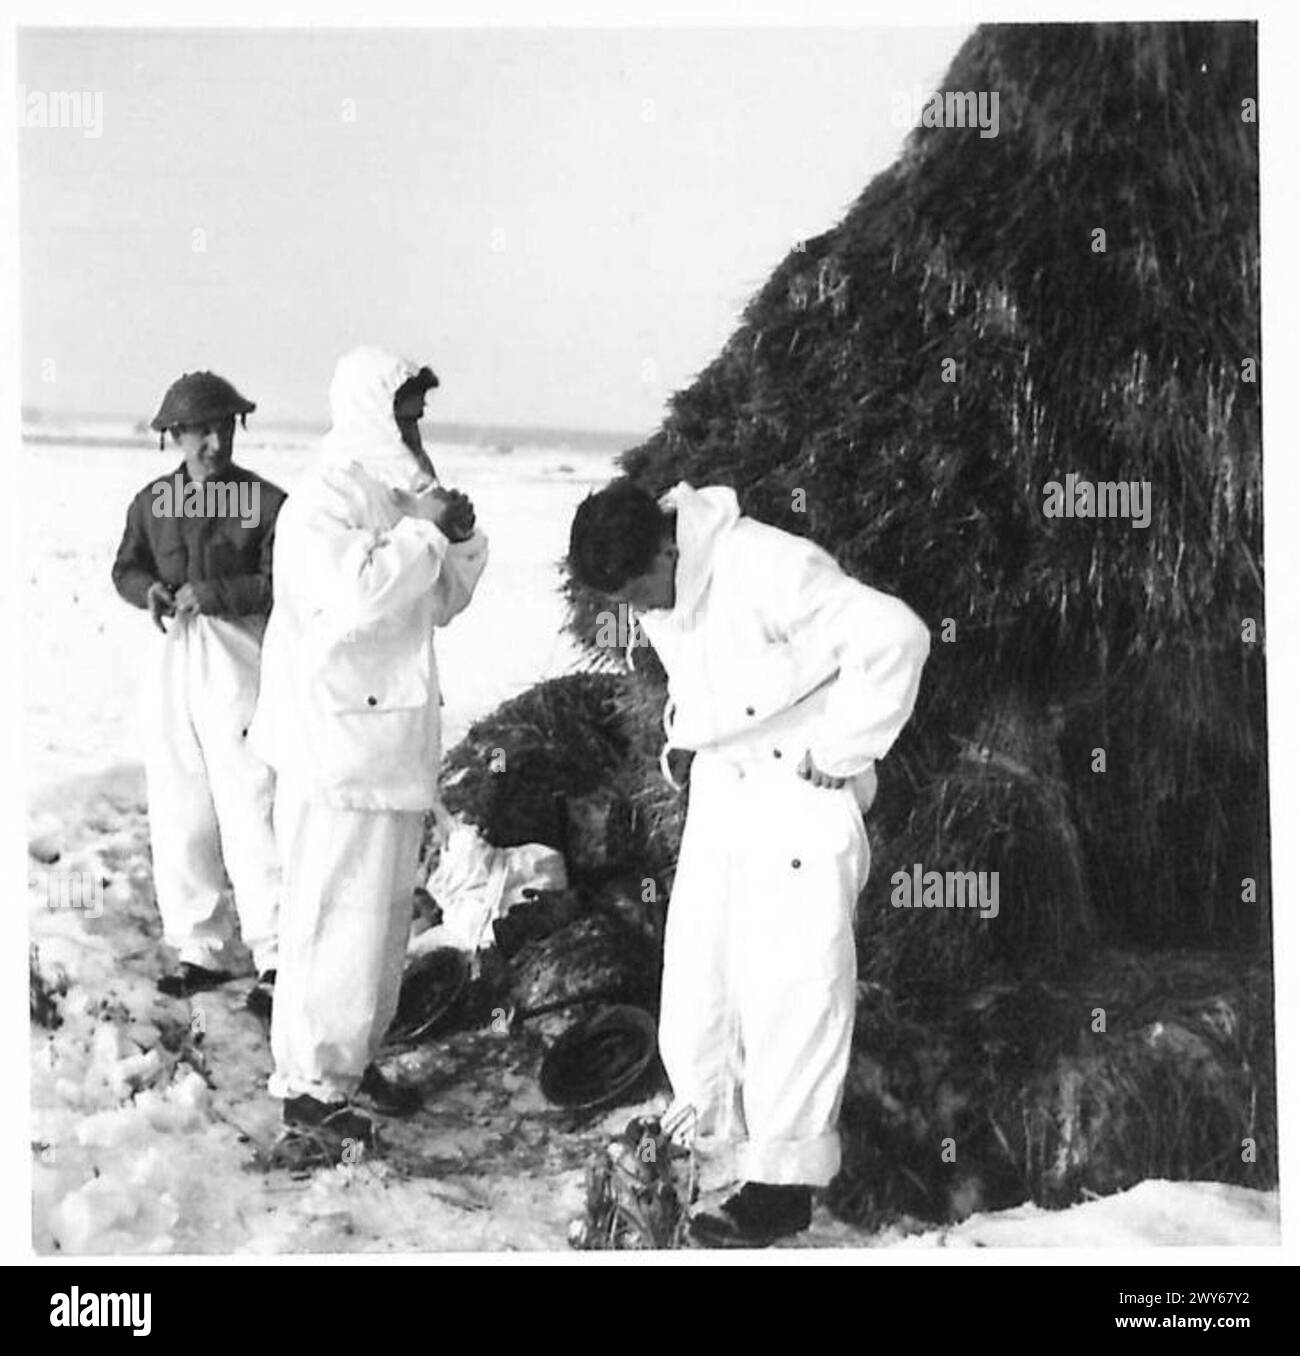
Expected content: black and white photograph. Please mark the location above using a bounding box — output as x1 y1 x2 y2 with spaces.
7 0 1298 1282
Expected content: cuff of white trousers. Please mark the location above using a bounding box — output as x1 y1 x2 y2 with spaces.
175 942 234 971
267 1071 362 1104
738 1131 841 1188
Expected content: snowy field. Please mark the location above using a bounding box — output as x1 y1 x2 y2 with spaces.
22 433 614 801
24 433 1282 1255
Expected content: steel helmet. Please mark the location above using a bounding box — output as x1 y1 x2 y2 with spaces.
149 371 256 448
539 1004 661 1111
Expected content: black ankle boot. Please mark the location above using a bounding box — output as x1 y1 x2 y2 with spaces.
158 962 233 998
689 1182 813 1247
282 1094 373 1138
272 1096 376 1170
357 1064 423 1118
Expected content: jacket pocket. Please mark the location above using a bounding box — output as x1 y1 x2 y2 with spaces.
315 629 432 713
680 633 835 742
153 542 189 588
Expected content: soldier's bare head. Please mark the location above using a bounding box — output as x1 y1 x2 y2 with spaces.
569 479 678 612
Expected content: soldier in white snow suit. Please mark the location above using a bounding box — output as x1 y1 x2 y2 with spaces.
249 346 487 1158
112 372 284 1015
569 478 930 1245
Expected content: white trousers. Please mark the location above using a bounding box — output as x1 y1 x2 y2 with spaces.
143 615 280 975
659 749 871 1187
268 783 424 1103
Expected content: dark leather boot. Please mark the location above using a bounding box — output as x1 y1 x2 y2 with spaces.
689 1182 813 1247
357 1064 423 1118
271 1095 376 1169
157 961 233 998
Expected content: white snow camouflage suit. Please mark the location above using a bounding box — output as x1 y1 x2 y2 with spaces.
249 346 488 1103
636 483 930 1186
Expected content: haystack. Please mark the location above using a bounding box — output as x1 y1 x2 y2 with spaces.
440 20 1274 1218
570 20 1267 968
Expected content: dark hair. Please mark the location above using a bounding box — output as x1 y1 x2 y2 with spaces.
568 479 667 592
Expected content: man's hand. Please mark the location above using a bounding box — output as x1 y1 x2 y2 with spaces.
425 487 476 542
173 582 215 622
442 490 477 542
146 582 175 634
797 750 848 789
394 485 477 542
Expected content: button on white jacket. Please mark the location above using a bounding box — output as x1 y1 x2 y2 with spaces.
637 483 930 781
249 347 488 810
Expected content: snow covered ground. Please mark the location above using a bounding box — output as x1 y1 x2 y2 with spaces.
25 432 641 1255
29 764 611 1254
23 433 1283 1256
21 434 611 797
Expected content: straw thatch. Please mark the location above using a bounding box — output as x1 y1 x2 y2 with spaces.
832 949 1275 1226
568 20 1266 966
439 671 684 882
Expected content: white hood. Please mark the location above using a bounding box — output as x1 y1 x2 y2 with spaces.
320 345 432 491
658 482 742 620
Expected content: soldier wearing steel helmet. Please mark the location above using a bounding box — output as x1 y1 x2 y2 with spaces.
112 371 286 1013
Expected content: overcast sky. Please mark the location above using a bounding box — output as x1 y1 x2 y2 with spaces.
20 25 969 434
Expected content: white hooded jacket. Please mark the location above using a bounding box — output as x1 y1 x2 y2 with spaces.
249 347 488 810
637 483 930 784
